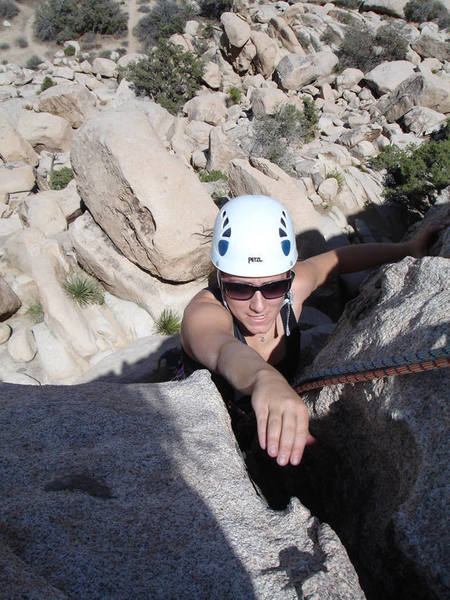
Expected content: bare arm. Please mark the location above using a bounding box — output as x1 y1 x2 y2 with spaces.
181 293 314 466
294 222 444 298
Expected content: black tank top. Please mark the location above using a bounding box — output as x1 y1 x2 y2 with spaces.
182 287 301 404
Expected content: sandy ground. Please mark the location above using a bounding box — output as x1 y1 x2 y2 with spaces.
0 0 154 67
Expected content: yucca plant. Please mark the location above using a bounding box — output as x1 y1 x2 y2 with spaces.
62 272 104 307
25 301 45 323
155 309 181 335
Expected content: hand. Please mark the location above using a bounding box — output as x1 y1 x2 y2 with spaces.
408 221 448 259
251 370 316 467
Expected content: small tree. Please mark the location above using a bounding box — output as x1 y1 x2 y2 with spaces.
372 122 450 217
0 0 19 19
198 0 233 19
26 55 44 70
252 101 319 172
404 0 449 29
133 0 196 49
338 22 407 72
126 39 204 115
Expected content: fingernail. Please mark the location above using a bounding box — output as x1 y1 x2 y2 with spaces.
278 454 288 466
291 455 300 466
268 445 277 456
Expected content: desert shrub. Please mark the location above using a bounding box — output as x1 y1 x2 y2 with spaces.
332 0 360 7
227 86 241 105
25 301 44 323
137 5 150 13
326 170 345 189
49 167 74 189
338 21 407 72
199 169 227 182
62 272 104 306
133 0 196 48
404 0 449 28
0 0 19 19
155 309 181 335
26 55 43 70
64 43 76 55
202 22 214 38
252 101 319 170
0 42 10 50
34 0 127 42
320 26 340 45
329 9 358 25
372 123 450 216
39 75 55 92
15 36 28 48
126 39 204 115
198 0 233 19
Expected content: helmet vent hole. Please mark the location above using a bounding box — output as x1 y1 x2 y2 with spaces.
223 217 229 227
280 217 286 228
279 228 287 238
281 240 291 256
223 228 231 238
218 240 229 256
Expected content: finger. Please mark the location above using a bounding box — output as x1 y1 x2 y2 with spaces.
266 411 282 459
255 405 269 451
276 412 297 466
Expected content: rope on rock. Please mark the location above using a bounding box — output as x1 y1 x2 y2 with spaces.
295 345 450 394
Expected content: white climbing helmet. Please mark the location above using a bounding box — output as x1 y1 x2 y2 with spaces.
211 195 298 277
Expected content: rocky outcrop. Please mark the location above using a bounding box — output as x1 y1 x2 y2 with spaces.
70 108 217 283
288 213 450 600
0 371 365 599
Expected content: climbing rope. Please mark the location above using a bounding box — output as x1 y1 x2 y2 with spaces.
294 345 450 394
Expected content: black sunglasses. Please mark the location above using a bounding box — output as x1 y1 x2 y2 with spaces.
220 273 294 301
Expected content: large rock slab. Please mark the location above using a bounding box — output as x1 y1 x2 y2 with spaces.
0 371 365 599
293 234 449 599
70 109 217 282
377 73 450 122
0 109 38 166
17 111 73 152
0 276 21 320
360 0 408 17
274 51 339 91
38 83 96 128
364 61 416 96
69 212 204 320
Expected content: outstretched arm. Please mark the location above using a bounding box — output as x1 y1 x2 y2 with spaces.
181 294 314 467
294 221 445 298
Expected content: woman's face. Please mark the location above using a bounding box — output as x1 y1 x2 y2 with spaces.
220 272 289 337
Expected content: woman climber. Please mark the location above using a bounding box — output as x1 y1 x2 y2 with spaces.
181 194 440 468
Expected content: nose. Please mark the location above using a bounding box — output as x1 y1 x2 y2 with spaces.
249 290 265 312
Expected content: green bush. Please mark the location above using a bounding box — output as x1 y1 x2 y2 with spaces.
227 86 241 105
0 0 19 19
338 21 408 72
332 0 360 7
133 0 196 49
202 22 214 39
26 55 43 70
15 36 28 48
198 0 233 18
34 0 127 42
137 5 150 13
64 43 76 55
252 101 319 171
154 309 181 335
49 167 74 189
39 75 55 92
126 39 204 115
404 0 449 28
25 301 44 323
62 272 104 307
199 169 227 183
0 42 10 50
326 170 345 189
372 123 450 216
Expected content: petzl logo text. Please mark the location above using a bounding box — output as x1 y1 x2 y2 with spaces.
248 257 262 263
